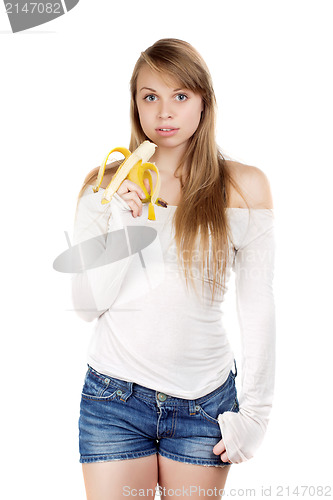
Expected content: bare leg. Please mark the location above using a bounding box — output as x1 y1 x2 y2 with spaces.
157 454 231 499
82 454 158 500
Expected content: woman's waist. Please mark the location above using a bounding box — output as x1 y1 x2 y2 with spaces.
93 312 232 370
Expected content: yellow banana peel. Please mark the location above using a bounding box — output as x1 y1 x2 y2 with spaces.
92 141 168 221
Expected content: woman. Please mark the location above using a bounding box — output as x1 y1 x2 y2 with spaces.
72 38 276 499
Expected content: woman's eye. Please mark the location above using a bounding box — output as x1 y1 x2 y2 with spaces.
176 93 188 101
144 95 157 102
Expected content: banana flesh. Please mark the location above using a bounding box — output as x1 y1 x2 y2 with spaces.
92 141 168 220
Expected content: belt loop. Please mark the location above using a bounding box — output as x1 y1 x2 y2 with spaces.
189 400 197 416
233 358 237 377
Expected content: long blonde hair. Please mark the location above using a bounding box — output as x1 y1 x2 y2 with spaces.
76 38 248 305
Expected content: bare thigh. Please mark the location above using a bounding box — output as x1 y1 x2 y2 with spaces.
82 454 158 500
157 455 231 499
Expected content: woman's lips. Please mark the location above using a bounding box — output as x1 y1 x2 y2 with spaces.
155 128 179 137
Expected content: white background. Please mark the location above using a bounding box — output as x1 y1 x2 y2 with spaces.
1 0 332 498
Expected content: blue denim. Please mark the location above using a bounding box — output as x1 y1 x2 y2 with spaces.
79 360 239 467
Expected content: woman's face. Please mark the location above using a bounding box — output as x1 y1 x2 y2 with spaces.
135 64 204 153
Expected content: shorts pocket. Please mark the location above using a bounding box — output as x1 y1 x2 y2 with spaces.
229 396 239 413
81 366 119 401
198 395 239 424
195 373 239 425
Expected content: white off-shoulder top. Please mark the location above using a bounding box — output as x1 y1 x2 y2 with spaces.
71 185 276 465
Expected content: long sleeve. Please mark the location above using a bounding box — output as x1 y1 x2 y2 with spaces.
218 209 276 464
71 185 135 322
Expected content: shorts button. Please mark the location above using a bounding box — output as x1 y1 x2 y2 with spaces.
195 405 200 411
116 390 123 396
157 393 167 401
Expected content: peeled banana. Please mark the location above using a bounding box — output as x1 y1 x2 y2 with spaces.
92 141 168 221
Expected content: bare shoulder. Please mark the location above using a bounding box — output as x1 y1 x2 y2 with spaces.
225 160 274 209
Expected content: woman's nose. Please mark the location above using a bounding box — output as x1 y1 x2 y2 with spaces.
157 101 173 119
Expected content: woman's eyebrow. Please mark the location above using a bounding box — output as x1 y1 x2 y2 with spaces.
140 87 156 92
139 86 186 92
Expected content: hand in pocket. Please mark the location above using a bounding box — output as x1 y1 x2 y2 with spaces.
212 438 231 464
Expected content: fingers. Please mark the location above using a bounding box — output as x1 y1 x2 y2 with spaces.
213 439 231 464
116 179 146 218
117 179 145 198
212 439 225 455
220 452 231 464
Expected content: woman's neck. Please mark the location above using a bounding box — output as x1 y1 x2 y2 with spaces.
150 144 187 178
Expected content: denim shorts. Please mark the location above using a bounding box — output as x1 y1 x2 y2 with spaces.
78 360 239 467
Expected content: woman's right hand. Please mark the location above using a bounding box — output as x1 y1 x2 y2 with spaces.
116 178 151 218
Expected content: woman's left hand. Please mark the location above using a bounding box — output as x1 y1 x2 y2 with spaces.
213 438 231 463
